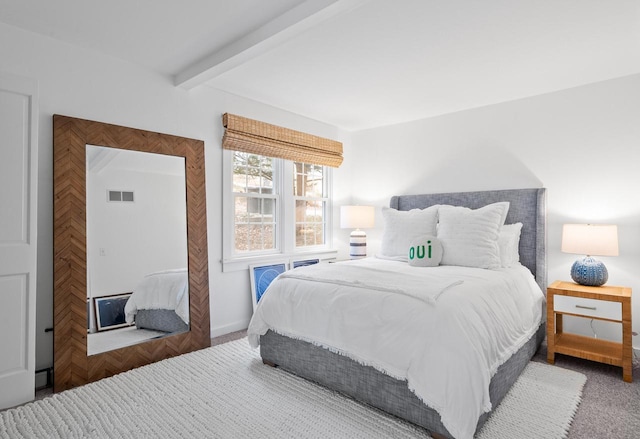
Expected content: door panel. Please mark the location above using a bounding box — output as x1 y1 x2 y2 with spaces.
0 275 28 373
0 72 38 410
0 89 29 243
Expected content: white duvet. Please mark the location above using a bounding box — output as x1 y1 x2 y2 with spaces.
247 258 544 439
124 269 189 325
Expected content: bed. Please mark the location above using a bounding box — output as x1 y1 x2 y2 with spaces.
124 268 190 333
248 188 547 439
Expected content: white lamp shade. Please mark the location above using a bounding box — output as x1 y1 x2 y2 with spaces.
561 224 619 257
340 205 375 229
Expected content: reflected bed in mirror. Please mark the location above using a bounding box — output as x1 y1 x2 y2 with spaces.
53 115 210 392
85 146 190 355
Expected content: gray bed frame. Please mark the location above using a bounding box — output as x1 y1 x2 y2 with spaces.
260 188 547 438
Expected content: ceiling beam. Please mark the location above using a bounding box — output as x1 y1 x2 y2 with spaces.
174 0 370 89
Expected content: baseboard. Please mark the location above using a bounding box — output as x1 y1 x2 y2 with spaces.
210 319 250 339
35 368 52 389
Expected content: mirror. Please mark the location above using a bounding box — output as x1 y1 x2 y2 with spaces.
53 115 210 392
85 145 189 355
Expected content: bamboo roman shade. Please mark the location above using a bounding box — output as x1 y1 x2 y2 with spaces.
222 113 343 168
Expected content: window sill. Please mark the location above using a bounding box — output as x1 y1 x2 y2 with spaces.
222 249 338 273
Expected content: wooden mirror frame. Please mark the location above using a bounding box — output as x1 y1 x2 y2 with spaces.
53 115 210 392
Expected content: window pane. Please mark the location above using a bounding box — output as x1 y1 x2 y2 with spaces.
235 195 276 253
294 162 325 249
295 224 324 247
233 152 273 194
234 224 249 251
235 196 248 223
293 162 323 198
248 224 275 251
295 199 325 247
233 152 278 253
306 164 323 198
261 198 275 220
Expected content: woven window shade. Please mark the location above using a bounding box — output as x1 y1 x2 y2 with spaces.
222 113 343 168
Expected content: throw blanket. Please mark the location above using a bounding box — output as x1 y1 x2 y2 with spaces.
279 263 463 304
248 258 544 439
124 269 189 325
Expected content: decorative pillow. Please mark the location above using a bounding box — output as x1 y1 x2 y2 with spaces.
437 202 510 269
499 222 523 268
408 235 443 267
380 205 439 259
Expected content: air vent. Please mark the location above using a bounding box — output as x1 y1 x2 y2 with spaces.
108 190 134 202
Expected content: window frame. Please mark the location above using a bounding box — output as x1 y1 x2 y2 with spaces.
222 149 336 272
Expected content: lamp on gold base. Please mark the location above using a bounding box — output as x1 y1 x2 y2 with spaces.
340 206 375 259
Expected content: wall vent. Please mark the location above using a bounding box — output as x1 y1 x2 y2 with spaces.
108 190 134 202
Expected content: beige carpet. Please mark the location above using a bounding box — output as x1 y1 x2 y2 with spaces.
1 339 585 438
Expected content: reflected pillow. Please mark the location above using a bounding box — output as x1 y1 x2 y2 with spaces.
499 222 523 268
408 235 443 267
380 205 439 259
437 202 509 269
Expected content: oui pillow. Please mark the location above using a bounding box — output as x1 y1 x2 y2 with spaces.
408 235 443 267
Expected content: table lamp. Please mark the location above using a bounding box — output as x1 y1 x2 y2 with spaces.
561 224 619 286
340 205 375 259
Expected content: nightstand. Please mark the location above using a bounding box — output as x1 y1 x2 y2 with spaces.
547 280 633 382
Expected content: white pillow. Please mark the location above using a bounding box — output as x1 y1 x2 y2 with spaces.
408 235 443 267
380 205 439 258
499 222 523 268
437 202 510 269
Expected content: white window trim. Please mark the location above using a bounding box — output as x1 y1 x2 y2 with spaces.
222 149 336 272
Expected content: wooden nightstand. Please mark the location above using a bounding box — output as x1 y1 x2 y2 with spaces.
547 280 633 382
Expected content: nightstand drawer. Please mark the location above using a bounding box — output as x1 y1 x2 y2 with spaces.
554 295 621 321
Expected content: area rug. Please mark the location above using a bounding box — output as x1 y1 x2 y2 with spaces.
0 339 586 439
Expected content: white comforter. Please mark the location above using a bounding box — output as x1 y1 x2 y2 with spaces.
247 258 544 439
124 269 189 325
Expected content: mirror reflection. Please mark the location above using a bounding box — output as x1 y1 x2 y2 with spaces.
86 145 189 355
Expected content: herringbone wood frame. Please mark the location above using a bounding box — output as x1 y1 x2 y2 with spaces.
53 115 210 392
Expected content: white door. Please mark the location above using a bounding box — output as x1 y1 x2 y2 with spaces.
0 72 39 410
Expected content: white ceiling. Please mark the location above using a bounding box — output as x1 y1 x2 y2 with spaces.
2 0 640 131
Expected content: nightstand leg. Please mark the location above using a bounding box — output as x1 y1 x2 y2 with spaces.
622 299 633 383
547 325 555 364
548 313 563 364
623 367 632 383
547 296 556 364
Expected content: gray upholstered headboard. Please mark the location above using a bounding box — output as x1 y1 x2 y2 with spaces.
390 188 547 292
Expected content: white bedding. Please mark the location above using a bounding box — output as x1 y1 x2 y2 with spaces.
247 257 544 439
124 269 189 325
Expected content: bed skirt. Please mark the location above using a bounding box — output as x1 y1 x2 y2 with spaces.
260 323 545 438
135 309 189 333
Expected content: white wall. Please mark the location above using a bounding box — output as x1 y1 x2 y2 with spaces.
87 167 188 296
5 17 638 371
0 22 350 371
350 74 640 347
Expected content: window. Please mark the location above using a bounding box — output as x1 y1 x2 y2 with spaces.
294 163 325 247
224 150 334 270
233 152 277 253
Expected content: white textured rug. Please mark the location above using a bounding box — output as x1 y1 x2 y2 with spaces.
1 339 585 439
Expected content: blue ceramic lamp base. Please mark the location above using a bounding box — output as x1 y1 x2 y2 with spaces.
570 256 608 286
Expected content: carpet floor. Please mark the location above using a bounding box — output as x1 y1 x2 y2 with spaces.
2 338 585 439
532 342 640 439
